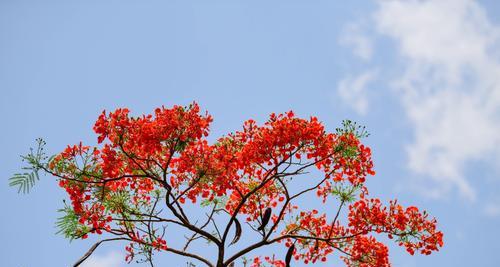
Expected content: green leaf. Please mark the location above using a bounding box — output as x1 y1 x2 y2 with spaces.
9 172 38 194
55 203 89 241
336 120 370 139
9 138 49 194
331 183 362 202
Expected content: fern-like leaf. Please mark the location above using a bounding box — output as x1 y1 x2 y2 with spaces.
56 203 89 241
9 172 38 194
9 138 48 194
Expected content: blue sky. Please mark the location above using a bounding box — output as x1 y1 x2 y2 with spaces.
1 0 500 266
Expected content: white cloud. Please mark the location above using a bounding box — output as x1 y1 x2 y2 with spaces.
80 251 123 267
375 0 500 201
484 202 500 217
339 23 373 60
336 70 377 115
341 0 500 200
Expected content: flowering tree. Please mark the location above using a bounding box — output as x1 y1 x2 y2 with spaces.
10 103 443 267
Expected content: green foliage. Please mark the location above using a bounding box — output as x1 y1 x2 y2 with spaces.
333 120 369 160
336 120 370 139
104 190 141 226
105 190 132 211
200 195 228 209
175 140 189 151
9 172 39 194
331 183 362 202
55 201 89 241
9 138 49 193
334 141 359 159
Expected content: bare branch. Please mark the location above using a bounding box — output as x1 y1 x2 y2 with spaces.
73 238 128 267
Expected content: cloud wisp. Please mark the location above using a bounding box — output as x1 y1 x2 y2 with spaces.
336 70 377 115
339 22 374 61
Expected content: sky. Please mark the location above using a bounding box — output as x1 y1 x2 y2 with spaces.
1 0 500 266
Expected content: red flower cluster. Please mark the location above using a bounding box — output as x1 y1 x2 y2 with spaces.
343 235 390 267
251 256 286 267
348 199 443 256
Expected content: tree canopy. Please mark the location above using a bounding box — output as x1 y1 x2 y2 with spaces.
11 102 443 267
